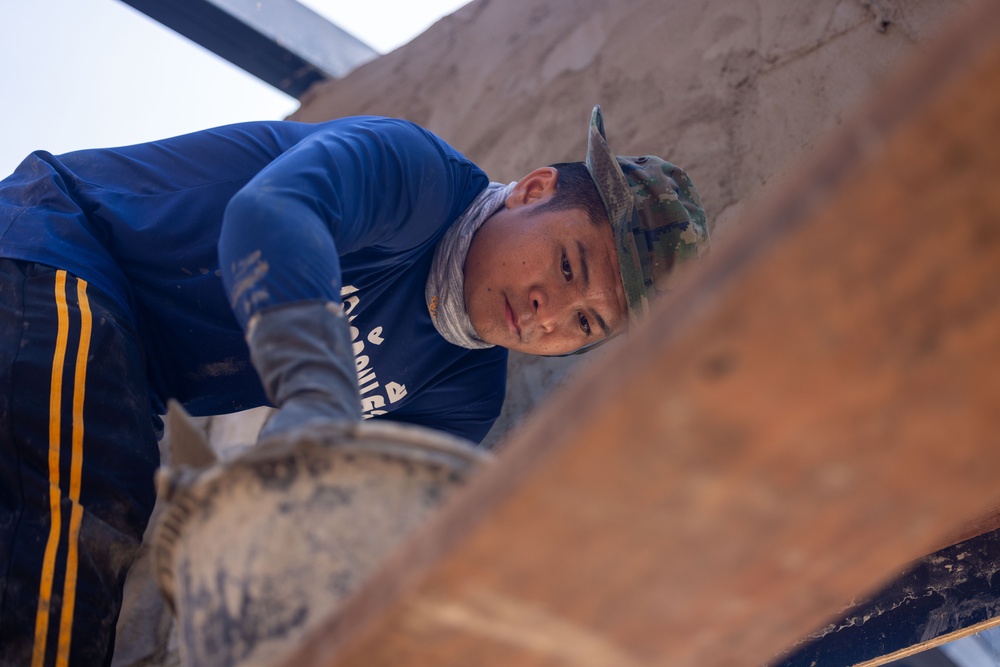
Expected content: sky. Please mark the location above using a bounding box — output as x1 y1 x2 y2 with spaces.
0 0 470 176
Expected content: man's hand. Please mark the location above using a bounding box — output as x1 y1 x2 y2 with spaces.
246 300 361 441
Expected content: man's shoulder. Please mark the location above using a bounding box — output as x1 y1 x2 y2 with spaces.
309 116 481 170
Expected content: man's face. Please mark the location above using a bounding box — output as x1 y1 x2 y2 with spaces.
464 169 628 356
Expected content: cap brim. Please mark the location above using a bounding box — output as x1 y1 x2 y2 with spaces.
585 106 633 232
584 106 646 322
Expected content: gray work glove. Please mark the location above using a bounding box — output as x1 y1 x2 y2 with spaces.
246 300 362 441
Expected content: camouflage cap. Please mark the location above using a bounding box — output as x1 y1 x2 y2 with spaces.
584 105 710 324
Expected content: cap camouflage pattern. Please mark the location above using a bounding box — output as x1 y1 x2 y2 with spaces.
584 105 709 324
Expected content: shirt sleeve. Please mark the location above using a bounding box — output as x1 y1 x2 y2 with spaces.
218 117 466 329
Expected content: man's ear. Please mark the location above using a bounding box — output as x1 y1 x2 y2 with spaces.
506 167 558 209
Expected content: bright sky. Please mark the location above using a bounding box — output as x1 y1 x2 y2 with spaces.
0 0 470 176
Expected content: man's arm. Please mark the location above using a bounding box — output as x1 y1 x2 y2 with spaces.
218 117 465 327
217 117 476 438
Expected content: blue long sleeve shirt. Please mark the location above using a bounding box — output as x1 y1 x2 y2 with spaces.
0 117 507 443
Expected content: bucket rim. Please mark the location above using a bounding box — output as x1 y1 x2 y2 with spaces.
149 420 492 611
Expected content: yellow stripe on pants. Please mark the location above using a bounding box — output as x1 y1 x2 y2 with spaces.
31 272 91 667
57 279 90 665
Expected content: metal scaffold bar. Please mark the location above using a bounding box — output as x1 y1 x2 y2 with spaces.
119 0 377 98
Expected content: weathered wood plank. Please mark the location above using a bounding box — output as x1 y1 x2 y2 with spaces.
280 1 1000 665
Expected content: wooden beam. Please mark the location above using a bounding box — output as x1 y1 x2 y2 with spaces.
279 1 1000 665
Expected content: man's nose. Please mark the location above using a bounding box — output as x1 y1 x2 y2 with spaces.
529 284 568 334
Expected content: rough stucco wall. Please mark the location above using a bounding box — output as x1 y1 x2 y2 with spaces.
287 0 967 449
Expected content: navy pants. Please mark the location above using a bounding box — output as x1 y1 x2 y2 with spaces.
0 260 159 666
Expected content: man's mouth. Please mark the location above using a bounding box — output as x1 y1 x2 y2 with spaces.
504 297 521 339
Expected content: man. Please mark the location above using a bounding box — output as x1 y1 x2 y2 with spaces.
0 106 708 665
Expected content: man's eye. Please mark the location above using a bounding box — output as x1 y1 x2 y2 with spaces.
561 254 572 281
578 312 591 335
